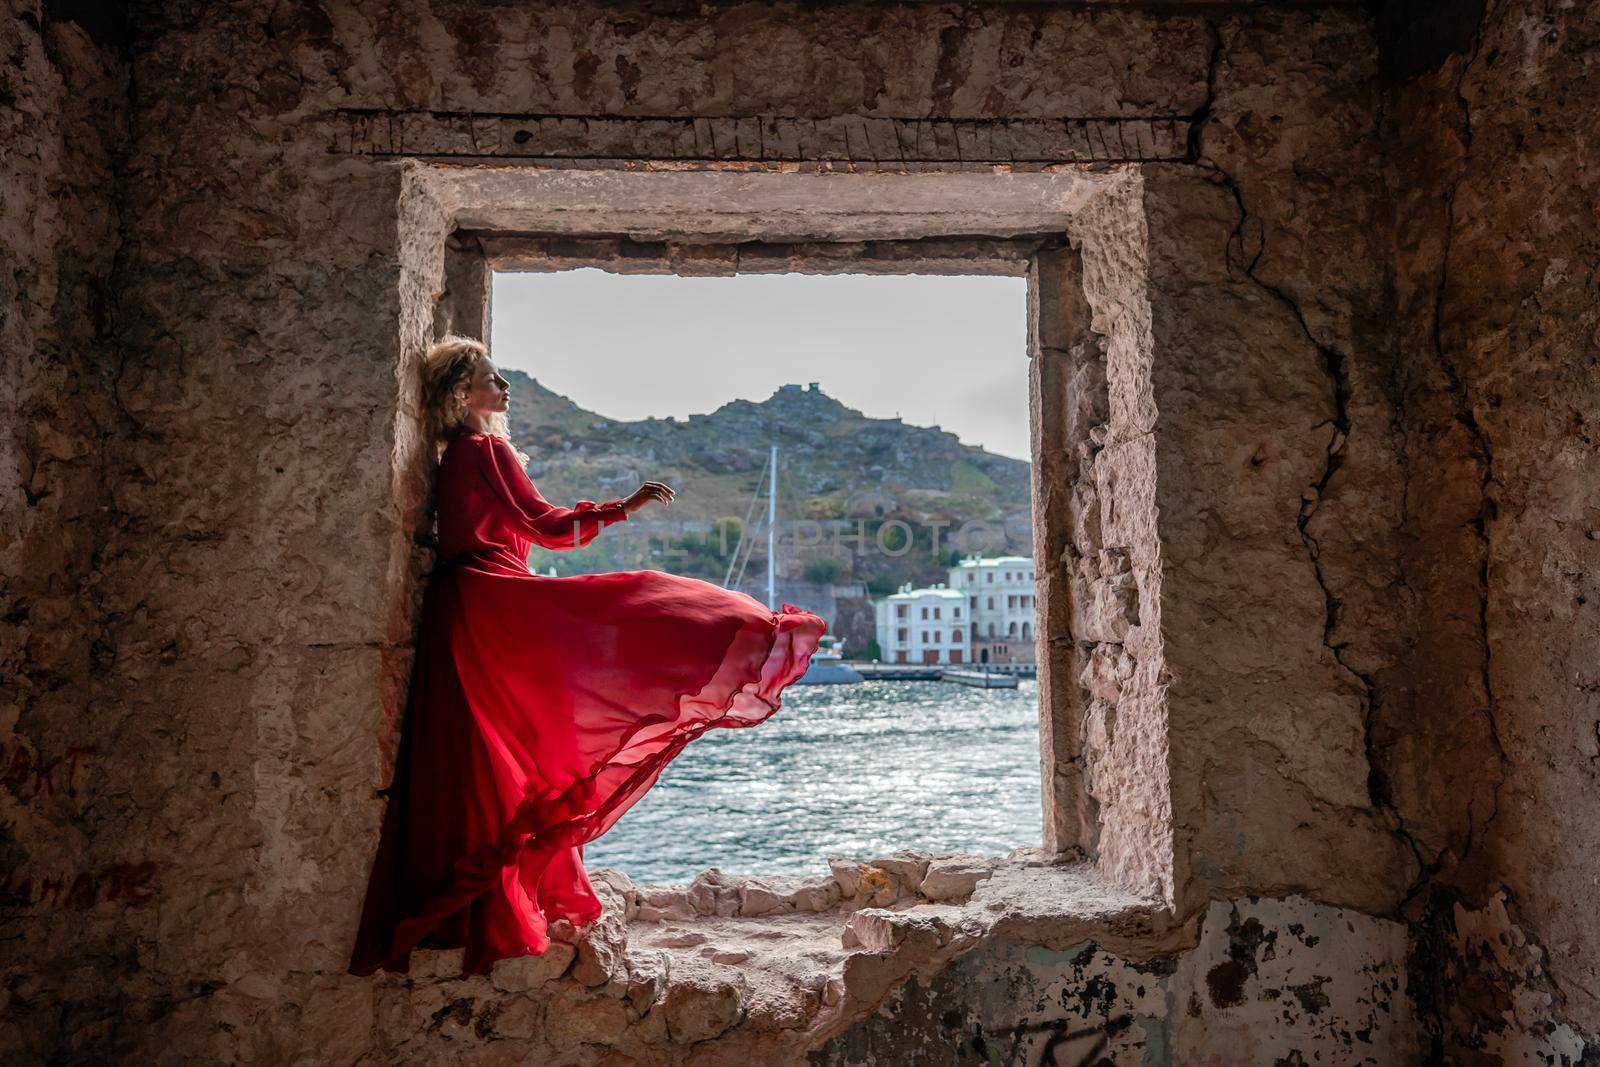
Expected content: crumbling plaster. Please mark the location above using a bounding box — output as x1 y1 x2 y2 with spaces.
812 885 1420 1066
2 0 1597 1062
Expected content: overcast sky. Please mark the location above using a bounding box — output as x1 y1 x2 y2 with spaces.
489 270 1031 461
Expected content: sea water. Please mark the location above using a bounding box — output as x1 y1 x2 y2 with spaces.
583 678 1042 885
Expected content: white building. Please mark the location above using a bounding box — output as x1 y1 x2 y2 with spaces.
872 583 969 665
949 555 1037 664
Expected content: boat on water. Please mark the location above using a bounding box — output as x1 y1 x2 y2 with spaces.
940 666 1019 689
795 634 865 685
723 442 864 686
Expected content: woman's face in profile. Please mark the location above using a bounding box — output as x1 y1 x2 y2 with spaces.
467 357 511 418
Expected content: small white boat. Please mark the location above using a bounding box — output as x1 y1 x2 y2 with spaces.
940 667 1018 689
796 635 864 685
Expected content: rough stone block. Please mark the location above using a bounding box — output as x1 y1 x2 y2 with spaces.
488 941 577 992
686 868 742 917
623 951 669 1016
789 875 842 913
406 948 465 979
868 849 932 887
1080 571 1139 643
589 867 640 922
1080 644 1135 705
845 908 904 953
663 975 747 1043
919 856 996 903
827 856 864 898
488 994 547 1041
571 913 628 988
737 879 796 917
543 993 633 1046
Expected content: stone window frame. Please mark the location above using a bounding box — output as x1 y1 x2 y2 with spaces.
391 164 1171 908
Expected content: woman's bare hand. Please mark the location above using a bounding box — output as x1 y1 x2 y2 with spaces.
623 481 675 515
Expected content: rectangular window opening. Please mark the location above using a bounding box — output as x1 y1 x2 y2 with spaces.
483 258 1044 887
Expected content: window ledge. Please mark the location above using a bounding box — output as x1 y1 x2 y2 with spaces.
394 847 1172 1052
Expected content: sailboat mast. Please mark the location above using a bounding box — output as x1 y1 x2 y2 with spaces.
767 442 777 609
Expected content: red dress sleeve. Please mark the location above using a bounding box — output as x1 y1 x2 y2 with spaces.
475 434 629 551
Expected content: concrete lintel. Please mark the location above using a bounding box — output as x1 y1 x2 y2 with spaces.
477 234 1055 278
411 164 1124 243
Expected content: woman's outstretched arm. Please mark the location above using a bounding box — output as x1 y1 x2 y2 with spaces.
475 434 628 550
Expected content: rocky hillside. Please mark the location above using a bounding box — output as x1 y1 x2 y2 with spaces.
505 370 1032 590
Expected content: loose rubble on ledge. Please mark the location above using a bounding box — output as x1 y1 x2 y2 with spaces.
391 847 1166 1056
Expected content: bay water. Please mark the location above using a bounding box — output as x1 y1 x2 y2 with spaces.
583 678 1042 885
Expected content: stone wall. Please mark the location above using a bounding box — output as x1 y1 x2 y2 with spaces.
3 0 1597 1062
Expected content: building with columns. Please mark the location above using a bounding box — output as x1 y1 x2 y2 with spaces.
949 555 1037 664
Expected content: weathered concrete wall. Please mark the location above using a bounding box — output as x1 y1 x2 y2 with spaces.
1142 11 1419 916
1382 0 1600 1058
6 0 1597 1062
0 4 132 1057
813 895 1419 1066
9 0 1410 1059
1019 7 1422 922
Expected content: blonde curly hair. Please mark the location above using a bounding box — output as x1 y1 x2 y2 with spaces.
418 333 528 464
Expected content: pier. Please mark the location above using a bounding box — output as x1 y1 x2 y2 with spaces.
940 668 1019 689
851 663 1035 684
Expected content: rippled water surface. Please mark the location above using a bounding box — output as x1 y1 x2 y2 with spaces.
583 679 1042 884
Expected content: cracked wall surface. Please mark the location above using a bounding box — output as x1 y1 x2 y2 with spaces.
3 0 1598 1063
1383 0 1600 1058
1141 7 1419 916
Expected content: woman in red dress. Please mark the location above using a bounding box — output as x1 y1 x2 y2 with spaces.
349 334 826 979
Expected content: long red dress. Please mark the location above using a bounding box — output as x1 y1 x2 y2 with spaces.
349 430 825 979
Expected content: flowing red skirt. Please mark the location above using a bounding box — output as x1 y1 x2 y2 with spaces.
349 557 826 979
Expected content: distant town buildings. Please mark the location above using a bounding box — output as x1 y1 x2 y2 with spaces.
873 584 969 665
871 554 1037 665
